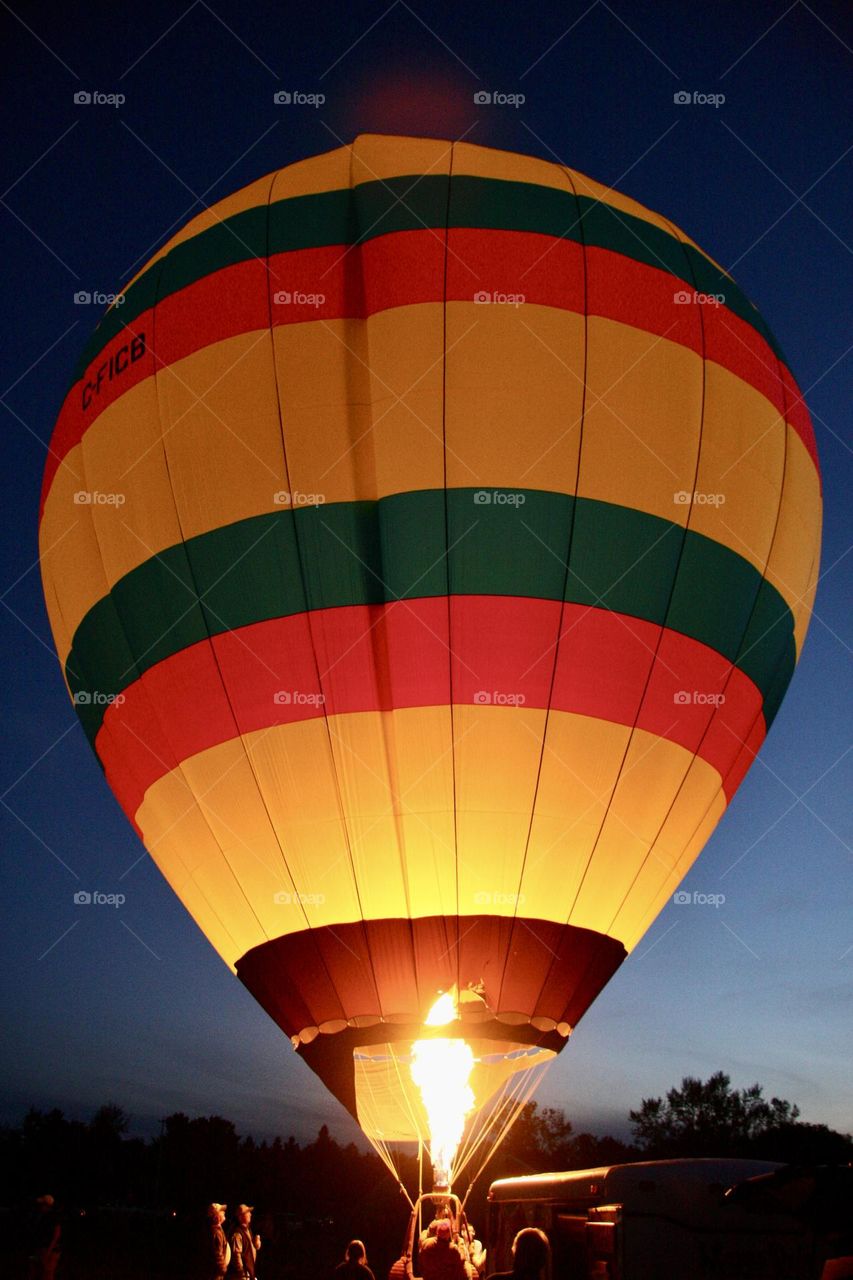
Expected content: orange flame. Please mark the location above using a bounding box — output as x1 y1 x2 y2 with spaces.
410 992 475 1187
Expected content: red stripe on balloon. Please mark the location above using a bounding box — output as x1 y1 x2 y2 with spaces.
94 596 764 823
41 230 817 516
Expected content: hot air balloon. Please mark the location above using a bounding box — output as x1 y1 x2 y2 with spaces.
39 135 821 1193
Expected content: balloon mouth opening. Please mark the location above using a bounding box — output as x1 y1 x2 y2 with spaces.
350 1034 550 1136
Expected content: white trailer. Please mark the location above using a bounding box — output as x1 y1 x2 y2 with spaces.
487 1159 846 1279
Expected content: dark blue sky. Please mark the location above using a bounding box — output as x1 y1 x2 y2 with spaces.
1 0 850 1147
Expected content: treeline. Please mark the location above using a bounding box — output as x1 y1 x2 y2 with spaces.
3 1073 850 1215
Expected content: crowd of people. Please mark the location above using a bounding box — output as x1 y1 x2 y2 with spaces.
26 1190 549 1280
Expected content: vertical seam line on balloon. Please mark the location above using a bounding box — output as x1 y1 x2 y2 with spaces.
612 269 795 946
441 141 461 1001
491 160 591 1022
264 149 378 1023
591 209 711 940
137 250 257 957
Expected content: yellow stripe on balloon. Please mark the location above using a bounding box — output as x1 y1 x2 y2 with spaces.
272 306 448 503
132 707 725 969
39 314 819 670
444 302 586 492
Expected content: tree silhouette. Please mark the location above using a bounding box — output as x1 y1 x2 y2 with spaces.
630 1072 810 1157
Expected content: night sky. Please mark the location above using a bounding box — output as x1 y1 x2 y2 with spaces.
1 0 851 1148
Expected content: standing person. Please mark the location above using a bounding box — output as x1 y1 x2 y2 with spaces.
230 1204 261 1278
335 1239 375 1280
419 1220 467 1280
206 1203 231 1279
27 1195 61 1280
486 1227 550 1280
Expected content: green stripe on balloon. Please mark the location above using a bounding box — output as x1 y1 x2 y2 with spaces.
64 489 795 745
71 175 785 382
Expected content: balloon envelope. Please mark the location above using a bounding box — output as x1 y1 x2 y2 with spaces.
39 135 821 1146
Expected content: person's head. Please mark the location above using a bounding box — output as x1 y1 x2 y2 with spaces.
237 1204 253 1226
435 1221 453 1246
36 1195 54 1214
346 1239 366 1265
512 1227 550 1276
207 1203 226 1226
